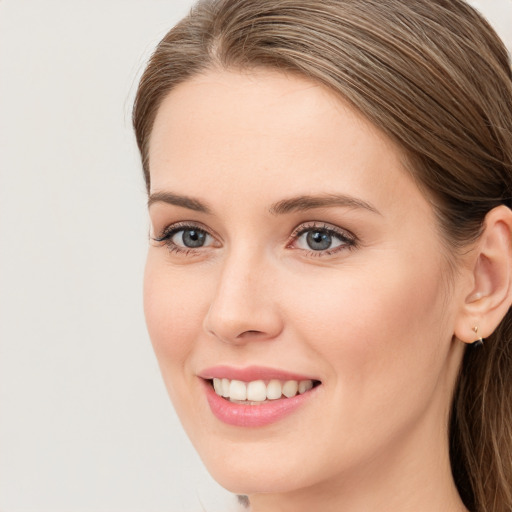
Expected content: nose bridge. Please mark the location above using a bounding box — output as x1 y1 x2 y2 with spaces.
203 244 282 343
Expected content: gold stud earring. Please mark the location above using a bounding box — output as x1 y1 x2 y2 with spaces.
472 326 484 348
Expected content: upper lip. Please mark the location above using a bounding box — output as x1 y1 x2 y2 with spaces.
197 365 320 382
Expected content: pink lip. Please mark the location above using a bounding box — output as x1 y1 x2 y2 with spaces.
198 365 317 382
198 366 321 428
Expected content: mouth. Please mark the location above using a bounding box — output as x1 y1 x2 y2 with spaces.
207 377 321 405
198 368 322 427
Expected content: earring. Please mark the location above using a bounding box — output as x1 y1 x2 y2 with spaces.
472 326 484 348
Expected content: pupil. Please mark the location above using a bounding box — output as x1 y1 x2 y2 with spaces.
307 230 332 250
183 229 206 248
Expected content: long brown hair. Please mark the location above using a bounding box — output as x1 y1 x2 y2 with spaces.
133 1 512 510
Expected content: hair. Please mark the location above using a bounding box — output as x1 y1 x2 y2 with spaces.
133 1 512 510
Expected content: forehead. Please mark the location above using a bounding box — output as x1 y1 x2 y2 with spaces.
149 68 388 155
148 68 423 217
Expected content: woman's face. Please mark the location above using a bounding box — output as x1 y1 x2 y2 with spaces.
145 69 466 496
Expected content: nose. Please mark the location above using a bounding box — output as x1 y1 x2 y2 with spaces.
203 252 283 345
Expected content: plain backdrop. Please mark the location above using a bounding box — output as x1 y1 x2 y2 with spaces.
0 1 510 511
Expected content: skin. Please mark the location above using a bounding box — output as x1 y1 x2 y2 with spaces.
144 68 474 512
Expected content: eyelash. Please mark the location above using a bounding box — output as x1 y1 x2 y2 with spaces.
152 221 357 257
152 221 215 256
289 222 357 256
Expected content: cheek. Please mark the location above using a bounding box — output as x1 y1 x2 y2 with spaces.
283 252 450 428
143 253 207 377
288 256 446 348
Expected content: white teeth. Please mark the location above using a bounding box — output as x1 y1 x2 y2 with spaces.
213 378 222 395
247 380 267 401
298 380 313 394
212 378 316 402
229 380 247 400
282 380 299 398
266 379 282 400
221 378 230 397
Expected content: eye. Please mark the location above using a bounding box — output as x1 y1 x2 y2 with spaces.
290 223 356 255
172 228 210 248
152 223 217 253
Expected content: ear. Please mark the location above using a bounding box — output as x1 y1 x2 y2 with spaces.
454 205 512 344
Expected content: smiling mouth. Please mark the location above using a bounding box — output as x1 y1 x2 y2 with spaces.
208 378 321 404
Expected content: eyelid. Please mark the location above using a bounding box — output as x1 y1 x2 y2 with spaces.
151 221 222 257
152 221 217 243
151 220 357 257
288 221 357 255
290 221 356 241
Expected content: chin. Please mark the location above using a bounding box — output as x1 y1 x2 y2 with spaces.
186 425 350 498
205 459 312 496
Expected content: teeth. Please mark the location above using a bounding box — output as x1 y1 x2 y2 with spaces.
266 379 282 400
221 378 230 397
282 380 299 398
213 378 223 395
212 377 316 402
229 379 247 400
247 380 267 401
298 380 313 394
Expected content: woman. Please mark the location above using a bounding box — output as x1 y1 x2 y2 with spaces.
133 1 512 511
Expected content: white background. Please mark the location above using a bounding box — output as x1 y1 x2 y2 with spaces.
0 1 510 511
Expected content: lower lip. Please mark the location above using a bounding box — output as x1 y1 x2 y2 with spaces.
202 380 318 427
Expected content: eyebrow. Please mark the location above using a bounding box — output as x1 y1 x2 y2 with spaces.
148 191 380 216
147 191 211 213
269 194 380 216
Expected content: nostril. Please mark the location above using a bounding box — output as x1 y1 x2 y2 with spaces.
237 330 264 338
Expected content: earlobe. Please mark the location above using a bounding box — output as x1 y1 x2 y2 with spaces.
454 205 512 344
470 326 484 348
